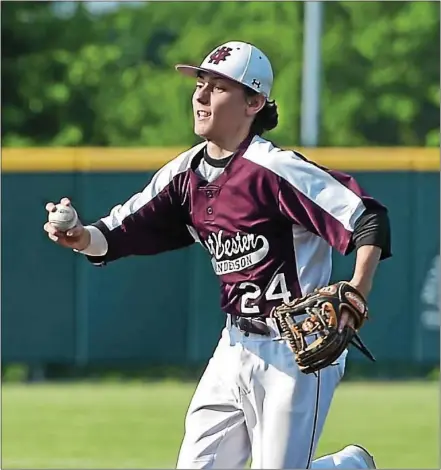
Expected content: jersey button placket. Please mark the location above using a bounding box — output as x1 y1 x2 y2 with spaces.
205 189 215 220
206 206 214 220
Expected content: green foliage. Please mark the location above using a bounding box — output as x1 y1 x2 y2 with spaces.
2 1 439 147
321 1 440 146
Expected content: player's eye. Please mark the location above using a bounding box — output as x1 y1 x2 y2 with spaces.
214 86 225 92
195 82 204 90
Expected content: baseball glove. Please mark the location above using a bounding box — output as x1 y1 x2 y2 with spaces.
270 281 376 375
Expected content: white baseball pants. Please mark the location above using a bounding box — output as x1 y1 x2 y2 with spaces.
176 317 369 469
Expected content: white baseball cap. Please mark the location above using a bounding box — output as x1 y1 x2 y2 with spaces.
175 41 274 98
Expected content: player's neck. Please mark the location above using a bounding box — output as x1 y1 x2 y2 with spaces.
206 128 251 160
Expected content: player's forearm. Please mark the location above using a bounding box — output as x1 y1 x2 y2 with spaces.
349 245 382 298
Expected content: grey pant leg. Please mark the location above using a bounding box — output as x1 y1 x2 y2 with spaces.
239 338 346 469
176 329 251 469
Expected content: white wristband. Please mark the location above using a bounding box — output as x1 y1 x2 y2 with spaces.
75 226 109 257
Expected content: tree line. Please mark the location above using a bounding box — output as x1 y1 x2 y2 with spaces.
2 1 439 148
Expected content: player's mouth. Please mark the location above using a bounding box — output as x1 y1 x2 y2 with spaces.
197 110 211 120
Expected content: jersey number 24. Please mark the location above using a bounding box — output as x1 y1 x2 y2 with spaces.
238 273 292 315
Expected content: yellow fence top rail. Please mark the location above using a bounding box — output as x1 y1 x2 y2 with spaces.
2 147 439 172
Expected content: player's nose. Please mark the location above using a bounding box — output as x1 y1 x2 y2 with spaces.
195 88 210 105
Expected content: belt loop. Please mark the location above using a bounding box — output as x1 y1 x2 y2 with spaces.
226 314 233 330
266 317 282 339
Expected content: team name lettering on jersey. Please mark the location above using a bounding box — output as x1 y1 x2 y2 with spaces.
204 230 269 275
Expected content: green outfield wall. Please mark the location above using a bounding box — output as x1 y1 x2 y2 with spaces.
2 148 439 367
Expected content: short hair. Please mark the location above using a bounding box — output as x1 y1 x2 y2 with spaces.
244 87 279 136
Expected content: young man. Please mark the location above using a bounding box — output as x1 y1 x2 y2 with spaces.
45 41 391 469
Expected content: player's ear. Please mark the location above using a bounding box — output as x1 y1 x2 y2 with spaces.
245 93 266 117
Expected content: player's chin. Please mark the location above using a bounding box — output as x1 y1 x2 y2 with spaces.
194 121 213 139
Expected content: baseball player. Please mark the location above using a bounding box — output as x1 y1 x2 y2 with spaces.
44 41 391 469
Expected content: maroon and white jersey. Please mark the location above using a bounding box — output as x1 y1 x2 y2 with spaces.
90 135 385 317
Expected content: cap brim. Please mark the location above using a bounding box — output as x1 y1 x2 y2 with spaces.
175 64 269 99
175 64 207 77
175 64 237 83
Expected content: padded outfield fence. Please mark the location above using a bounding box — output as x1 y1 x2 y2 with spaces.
2 147 439 377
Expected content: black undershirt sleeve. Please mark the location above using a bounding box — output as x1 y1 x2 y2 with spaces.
351 208 392 260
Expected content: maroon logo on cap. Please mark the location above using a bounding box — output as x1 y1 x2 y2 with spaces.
251 79 261 88
208 47 233 65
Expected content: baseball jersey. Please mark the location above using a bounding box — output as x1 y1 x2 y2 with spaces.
87 135 386 318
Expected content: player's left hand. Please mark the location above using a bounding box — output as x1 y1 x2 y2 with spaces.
337 280 371 333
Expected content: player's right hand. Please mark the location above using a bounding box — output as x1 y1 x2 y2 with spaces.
44 197 91 251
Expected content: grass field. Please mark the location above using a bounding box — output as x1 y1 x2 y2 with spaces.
2 380 439 469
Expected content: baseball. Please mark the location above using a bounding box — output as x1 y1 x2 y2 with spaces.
48 204 78 232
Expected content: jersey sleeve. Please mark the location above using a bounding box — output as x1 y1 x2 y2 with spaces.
84 159 195 265
277 152 388 255
351 208 392 260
